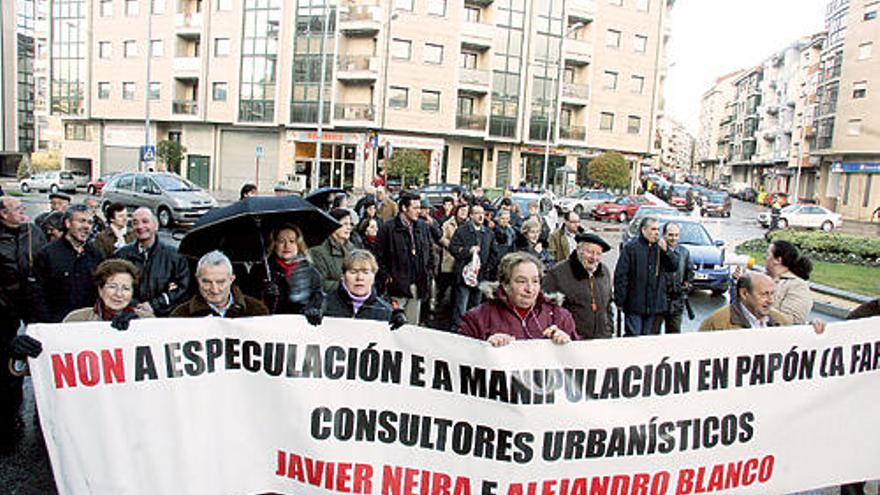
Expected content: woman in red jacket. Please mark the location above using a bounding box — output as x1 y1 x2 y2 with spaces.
458 252 577 347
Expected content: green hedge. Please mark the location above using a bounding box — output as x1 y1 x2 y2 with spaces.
738 230 880 266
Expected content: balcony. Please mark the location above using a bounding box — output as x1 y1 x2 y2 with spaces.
339 3 381 36
765 104 779 115
560 125 586 141
562 82 590 105
336 56 378 82
458 69 490 94
334 103 375 124
567 0 596 22
461 22 493 51
172 57 201 78
172 99 198 116
563 39 593 66
489 116 517 139
456 114 487 132
466 0 494 7
175 12 202 38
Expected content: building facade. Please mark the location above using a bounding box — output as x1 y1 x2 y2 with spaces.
50 0 672 193
656 116 692 173
695 69 741 183
1 0 37 176
787 32 824 202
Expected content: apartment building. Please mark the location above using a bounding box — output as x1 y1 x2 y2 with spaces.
51 0 672 193
695 69 742 182
656 117 692 173
0 0 37 176
814 0 880 221
788 32 824 201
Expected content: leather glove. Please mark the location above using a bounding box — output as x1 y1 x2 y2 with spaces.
10 335 42 359
111 311 139 331
304 306 323 327
389 309 407 330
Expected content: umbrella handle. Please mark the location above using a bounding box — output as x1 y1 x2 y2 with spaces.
255 217 273 286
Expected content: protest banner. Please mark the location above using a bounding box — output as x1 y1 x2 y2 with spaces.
26 315 880 495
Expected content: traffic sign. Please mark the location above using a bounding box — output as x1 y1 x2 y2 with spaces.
140 145 156 162
256 145 264 158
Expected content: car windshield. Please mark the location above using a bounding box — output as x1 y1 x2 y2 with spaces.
672 221 713 245
153 174 197 191
781 204 800 213
672 185 689 195
636 207 680 217
708 193 727 202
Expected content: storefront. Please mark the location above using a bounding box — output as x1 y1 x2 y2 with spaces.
288 131 366 191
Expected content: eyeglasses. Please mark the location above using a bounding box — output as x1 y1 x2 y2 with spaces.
104 284 133 293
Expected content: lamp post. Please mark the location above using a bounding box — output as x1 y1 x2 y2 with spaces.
313 0 333 191
142 2 153 172
541 22 584 192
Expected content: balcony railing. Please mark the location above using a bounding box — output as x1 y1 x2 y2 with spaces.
175 13 202 31
489 116 516 138
335 103 375 121
456 114 487 130
562 82 590 101
459 69 490 87
337 55 376 72
172 99 198 115
560 125 586 141
528 119 554 141
290 102 331 124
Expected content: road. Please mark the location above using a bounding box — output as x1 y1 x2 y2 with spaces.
0 192 840 494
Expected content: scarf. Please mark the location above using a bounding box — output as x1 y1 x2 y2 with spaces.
95 299 135 321
342 281 370 314
275 257 300 279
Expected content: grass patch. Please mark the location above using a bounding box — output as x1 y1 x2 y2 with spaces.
6 191 25 197
737 247 880 297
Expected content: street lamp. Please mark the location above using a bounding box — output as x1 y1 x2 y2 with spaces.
313 0 333 191
142 2 153 173
541 22 584 192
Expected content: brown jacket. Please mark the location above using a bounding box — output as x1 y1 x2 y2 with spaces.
542 253 614 339
171 286 269 318
377 199 398 221
699 302 791 332
93 227 137 258
63 306 154 322
548 227 574 263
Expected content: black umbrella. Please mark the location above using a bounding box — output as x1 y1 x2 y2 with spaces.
179 195 340 262
305 187 346 210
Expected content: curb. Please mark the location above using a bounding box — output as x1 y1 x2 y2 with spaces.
813 301 853 320
808 282 873 305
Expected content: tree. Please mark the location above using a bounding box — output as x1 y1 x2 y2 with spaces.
387 148 428 188
157 140 187 174
587 152 631 192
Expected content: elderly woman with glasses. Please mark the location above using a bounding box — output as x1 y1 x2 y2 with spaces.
63 259 153 323
323 250 406 328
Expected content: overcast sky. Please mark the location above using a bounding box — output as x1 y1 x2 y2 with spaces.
664 0 827 134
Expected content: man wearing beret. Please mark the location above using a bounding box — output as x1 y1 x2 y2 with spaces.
542 232 614 339
34 192 71 228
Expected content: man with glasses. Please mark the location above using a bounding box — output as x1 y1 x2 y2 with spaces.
548 210 583 264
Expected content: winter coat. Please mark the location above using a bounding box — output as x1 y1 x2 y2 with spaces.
548 227 577 263
63 305 154 322
377 199 398 221
438 217 462 273
0 222 45 329
848 299 880 319
245 256 324 315
310 237 357 294
613 236 680 316
772 271 812 324
171 286 269 318
32 238 105 323
491 224 517 278
458 283 578 342
542 251 614 339
377 215 434 298
449 222 495 285
663 245 694 316
699 303 791 332
114 239 191 317
93 226 136 258
520 243 552 269
323 284 393 322
522 214 551 247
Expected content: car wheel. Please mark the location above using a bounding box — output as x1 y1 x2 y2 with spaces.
574 205 584 217
50 184 59 194
779 218 789 229
20 183 30 193
821 220 834 232
618 212 628 223
157 206 173 229
87 185 96 195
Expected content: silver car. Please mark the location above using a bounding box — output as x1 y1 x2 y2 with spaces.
101 172 217 227
19 171 77 193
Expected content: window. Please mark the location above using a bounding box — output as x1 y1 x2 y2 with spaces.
853 81 867 98
603 71 618 90
864 175 873 208
394 0 413 11
865 3 878 20
64 123 89 141
424 43 443 64
98 42 111 59
124 40 137 58
628 115 641 134
461 51 477 69
389 87 409 108
213 82 227 101
609 0 623 5
392 39 412 60
427 0 446 16
631 75 645 94
151 0 165 14
125 0 139 16
606 29 621 48
858 42 873 60
600 112 614 131
98 82 110 99
421 90 441 111
150 40 163 57
636 0 650 11
457 95 474 115
634 34 648 53
214 38 230 57
122 82 136 100
149 82 161 100
217 0 232 11
100 0 113 16
848 118 862 135
843 174 851 205
464 6 480 22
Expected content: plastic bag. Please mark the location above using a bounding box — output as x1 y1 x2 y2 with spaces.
462 250 480 288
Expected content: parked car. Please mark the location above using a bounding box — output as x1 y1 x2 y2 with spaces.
87 173 117 195
101 172 218 228
631 205 683 221
668 184 694 211
415 183 461 207
70 170 90 189
762 192 789 207
554 189 616 216
735 187 758 202
701 192 732 217
493 192 559 231
591 195 654 223
19 171 77 194
621 216 731 296
757 204 842 231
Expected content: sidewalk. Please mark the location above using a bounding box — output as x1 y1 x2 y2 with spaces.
837 217 880 237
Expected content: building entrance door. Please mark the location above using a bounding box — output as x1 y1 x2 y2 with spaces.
187 155 210 188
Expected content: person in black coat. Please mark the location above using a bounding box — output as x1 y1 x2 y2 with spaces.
490 208 517 279
449 203 495 331
32 205 104 323
113 207 190 317
613 216 679 337
323 250 404 330
377 192 434 325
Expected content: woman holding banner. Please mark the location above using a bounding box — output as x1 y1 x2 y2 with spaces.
63 259 153 325
458 252 577 347
323 250 406 329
